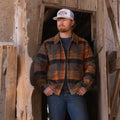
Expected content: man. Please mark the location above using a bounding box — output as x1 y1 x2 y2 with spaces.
33 8 96 120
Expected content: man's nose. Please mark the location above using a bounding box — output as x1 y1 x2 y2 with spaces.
59 20 64 25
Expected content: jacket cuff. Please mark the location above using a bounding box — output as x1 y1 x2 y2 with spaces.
81 80 92 90
41 84 49 92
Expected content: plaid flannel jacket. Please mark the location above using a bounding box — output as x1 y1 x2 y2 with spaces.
33 33 96 95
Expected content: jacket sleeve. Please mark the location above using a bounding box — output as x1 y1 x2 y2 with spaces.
33 42 49 90
82 41 96 90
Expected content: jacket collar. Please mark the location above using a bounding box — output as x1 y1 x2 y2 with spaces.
54 32 79 44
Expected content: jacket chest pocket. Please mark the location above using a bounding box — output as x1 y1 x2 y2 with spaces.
48 44 64 61
68 45 84 60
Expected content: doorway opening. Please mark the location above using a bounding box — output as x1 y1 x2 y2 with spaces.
42 7 93 48
41 7 97 120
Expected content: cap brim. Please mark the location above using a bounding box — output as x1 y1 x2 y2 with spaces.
53 16 74 21
53 16 58 20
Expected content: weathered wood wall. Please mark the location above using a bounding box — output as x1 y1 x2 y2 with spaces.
0 0 15 42
0 45 17 120
105 0 117 99
42 0 97 11
105 0 117 52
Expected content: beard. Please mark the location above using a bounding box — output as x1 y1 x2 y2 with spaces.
57 25 69 32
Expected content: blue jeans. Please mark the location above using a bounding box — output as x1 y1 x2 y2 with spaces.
47 94 88 120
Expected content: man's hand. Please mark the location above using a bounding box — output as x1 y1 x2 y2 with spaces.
77 87 87 96
43 87 53 96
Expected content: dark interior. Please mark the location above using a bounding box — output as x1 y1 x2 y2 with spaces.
41 7 97 120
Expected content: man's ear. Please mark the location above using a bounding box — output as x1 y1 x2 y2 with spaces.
72 20 75 26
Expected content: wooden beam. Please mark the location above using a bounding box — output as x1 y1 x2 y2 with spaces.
106 52 111 116
91 12 96 41
98 48 109 120
66 0 78 8
0 46 3 97
110 70 120 120
115 99 120 120
43 0 65 6
0 42 16 49
5 46 17 120
78 0 97 12
96 0 104 54
96 1 108 120
37 4 45 45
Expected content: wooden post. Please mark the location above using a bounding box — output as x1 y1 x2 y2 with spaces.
106 53 111 116
115 99 120 120
110 71 120 120
0 46 3 97
5 46 17 120
15 0 34 120
96 0 109 120
37 4 45 45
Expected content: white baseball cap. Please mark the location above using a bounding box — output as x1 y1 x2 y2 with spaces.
53 8 74 20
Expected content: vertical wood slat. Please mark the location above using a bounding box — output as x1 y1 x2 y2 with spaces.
43 0 65 6
5 46 17 120
66 0 78 8
106 53 111 116
115 99 120 120
96 0 104 54
0 46 3 97
78 0 97 12
96 0 109 120
91 12 96 41
98 49 109 120
110 70 120 120
38 4 45 45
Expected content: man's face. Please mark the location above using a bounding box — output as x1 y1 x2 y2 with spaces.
57 18 74 32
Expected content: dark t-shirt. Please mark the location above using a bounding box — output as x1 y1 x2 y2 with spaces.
60 37 72 95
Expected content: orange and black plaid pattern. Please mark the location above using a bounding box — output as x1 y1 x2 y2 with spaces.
33 33 96 95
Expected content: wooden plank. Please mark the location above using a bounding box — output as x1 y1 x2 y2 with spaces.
66 0 78 8
0 42 16 46
110 70 120 120
115 99 120 120
78 0 97 12
0 42 16 49
0 46 3 97
43 0 65 6
98 48 109 120
91 12 96 41
37 4 45 45
0 90 6 120
5 46 17 120
95 0 104 54
106 52 111 116
96 0 109 120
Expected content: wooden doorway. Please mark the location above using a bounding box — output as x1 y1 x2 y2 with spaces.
40 6 98 120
